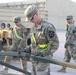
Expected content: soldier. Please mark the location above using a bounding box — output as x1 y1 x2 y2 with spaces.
0 16 29 74
24 5 59 75
57 15 76 72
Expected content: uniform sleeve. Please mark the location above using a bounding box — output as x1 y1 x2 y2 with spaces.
18 25 29 49
11 30 16 43
23 26 28 36
44 24 59 54
66 25 76 44
68 25 75 35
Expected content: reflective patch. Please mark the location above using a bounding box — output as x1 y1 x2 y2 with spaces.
49 31 55 38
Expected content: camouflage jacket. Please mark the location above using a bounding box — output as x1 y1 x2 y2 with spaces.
31 19 59 55
12 24 28 48
65 23 76 45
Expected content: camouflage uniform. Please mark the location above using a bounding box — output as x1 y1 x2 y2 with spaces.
3 16 28 71
65 23 76 60
24 5 59 75
31 20 59 75
58 15 76 72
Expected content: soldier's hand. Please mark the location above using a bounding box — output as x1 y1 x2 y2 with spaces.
18 49 30 58
34 52 44 57
32 52 43 61
18 49 24 58
18 49 26 56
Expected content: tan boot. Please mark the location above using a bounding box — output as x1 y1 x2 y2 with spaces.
57 68 66 73
0 70 8 74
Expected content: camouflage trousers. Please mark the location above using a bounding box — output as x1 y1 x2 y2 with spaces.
31 55 51 75
3 43 28 71
67 45 76 61
62 45 76 69
3 55 27 70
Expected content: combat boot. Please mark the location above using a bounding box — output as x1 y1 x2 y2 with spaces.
57 68 66 73
0 69 8 74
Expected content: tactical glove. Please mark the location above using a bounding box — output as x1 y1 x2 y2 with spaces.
34 52 44 57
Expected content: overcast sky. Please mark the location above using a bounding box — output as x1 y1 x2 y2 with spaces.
71 0 76 2
0 0 76 3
